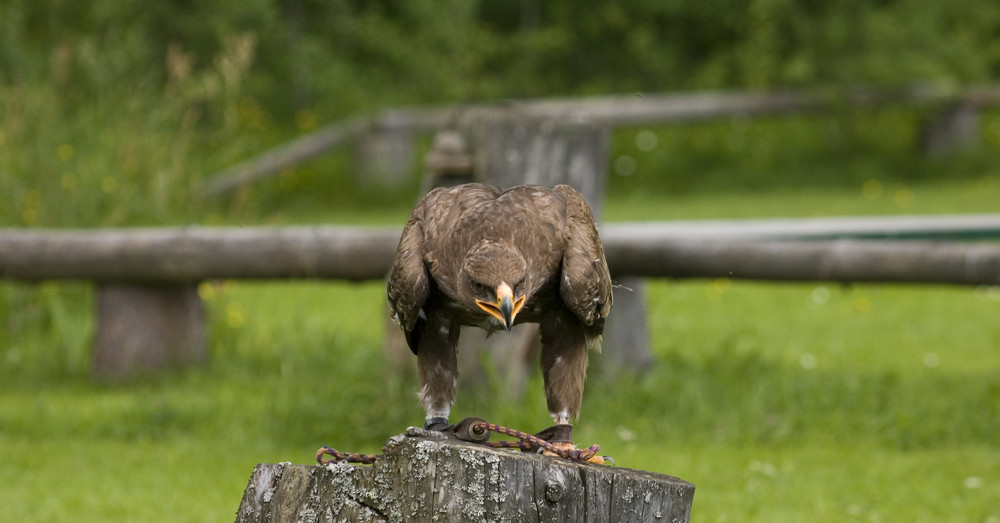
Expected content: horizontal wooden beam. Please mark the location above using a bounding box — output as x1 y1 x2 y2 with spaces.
204 117 372 196
2 218 999 285
0 227 402 282
203 85 1000 194
602 238 1000 285
515 84 1000 126
602 214 1000 241
203 107 451 196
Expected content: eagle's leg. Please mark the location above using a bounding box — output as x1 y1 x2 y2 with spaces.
538 315 608 463
539 312 590 428
416 311 459 430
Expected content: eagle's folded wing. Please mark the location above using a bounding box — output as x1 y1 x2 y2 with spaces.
554 184 613 328
387 216 430 353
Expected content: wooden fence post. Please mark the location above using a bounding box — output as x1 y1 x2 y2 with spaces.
450 108 654 387
382 130 479 373
354 127 416 187
92 283 206 380
919 101 980 156
236 434 695 522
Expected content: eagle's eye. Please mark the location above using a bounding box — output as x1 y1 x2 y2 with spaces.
471 281 489 295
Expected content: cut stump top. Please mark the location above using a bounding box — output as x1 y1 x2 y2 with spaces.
236 433 694 522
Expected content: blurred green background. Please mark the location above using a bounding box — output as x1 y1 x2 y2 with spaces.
1 1 999 521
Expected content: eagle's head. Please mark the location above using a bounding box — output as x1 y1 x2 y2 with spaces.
461 238 527 332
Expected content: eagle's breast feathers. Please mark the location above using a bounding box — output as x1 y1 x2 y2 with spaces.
387 183 612 354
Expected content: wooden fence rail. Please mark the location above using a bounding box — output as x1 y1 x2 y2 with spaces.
204 84 1000 195
4 217 998 379
0 227 401 282
604 238 1000 285
3 216 1000 285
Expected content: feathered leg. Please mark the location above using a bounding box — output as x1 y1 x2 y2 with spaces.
415 311 459 429
539 311 590 426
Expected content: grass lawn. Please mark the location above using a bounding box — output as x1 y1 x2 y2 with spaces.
1 182 999 521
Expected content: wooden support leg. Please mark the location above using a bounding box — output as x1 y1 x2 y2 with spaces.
92 283 206 380
354 128 416 188
919 101 980 156
599 276 654 375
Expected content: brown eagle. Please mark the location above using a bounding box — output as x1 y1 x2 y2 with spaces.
387 183 612 433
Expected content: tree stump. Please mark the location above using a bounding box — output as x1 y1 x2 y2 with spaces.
236 433 694 522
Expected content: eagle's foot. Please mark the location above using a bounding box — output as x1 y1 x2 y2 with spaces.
535 423 574 444
539 441 606 464
405 426 451 439
403 417 453 440
535 424 605 464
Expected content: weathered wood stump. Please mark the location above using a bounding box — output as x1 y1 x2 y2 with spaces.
236 433 694 522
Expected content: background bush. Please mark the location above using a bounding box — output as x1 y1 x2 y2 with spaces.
3 0 1000 229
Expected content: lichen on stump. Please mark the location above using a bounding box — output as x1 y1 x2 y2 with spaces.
236 432 694 522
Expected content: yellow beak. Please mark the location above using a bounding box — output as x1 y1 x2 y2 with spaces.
475 282 525 332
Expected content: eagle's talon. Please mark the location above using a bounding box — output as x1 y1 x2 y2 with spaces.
539 441 607 465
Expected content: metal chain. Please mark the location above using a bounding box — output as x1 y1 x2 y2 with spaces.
315 419 602 465
471 421 601 461
316 446 379 465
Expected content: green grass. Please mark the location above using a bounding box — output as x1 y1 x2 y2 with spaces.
605 176 1000 221
2 183 999 521
3 278 998 521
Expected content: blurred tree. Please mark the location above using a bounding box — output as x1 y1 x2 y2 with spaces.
4 0 1000 120
3 0 1000 228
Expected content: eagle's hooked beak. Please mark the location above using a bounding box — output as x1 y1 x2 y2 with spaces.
476 282 525 332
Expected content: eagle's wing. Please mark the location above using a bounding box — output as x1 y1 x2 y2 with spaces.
554 184 613 328
387 207 431 353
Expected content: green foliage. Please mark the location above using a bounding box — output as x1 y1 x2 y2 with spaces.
6 0 1000 107
2 4 1000 520
608 108 1000 197
4 0 1000 229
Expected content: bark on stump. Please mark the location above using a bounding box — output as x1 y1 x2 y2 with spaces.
236 434 694 522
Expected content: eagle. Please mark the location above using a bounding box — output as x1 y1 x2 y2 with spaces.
387 183 612 436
